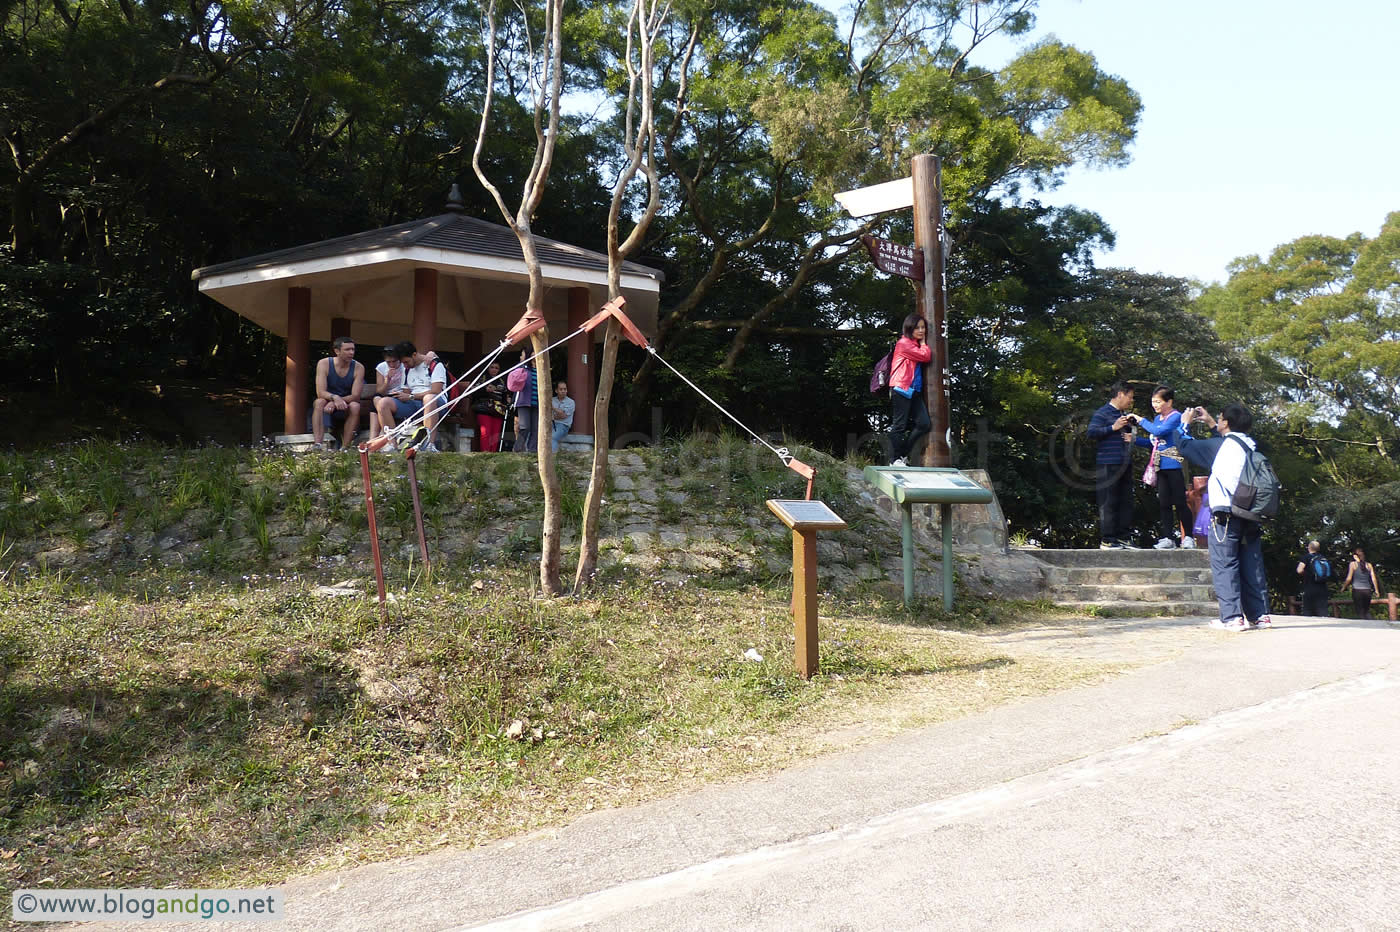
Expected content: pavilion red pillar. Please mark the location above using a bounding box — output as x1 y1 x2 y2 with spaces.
413 268 438 351
285 287 311 435
567 287 595 437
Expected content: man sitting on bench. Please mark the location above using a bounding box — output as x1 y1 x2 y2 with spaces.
373 341 444 452
312 336 365 450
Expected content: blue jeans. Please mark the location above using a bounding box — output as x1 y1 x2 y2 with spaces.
1208 512 1269 621
551 420 570 452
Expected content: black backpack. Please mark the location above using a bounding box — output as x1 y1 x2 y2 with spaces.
1227 434 1280 522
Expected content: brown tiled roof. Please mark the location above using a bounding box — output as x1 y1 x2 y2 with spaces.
192 212 663 281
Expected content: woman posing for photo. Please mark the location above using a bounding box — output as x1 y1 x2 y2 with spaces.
1128 386 1195 549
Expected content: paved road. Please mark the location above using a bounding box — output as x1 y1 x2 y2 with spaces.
72 614 1400 930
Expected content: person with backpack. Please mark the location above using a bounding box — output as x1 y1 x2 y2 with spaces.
886 313 933 468
1295 540 1333 617
1182 402 1273 632
1341 547 1381 620
509 356 541 453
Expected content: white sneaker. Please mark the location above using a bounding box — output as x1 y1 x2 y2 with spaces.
1181 537 1196 549
1220 616 1249 632
891 457 908 468
1208 618 1228 629
1154 537 1176 550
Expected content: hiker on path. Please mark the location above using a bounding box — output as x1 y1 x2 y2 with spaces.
1296 540 1333 617
1086 382 1137 550
1127 386 1194 550
1341 547 1381 619
1182 402 1271 632
887 313 932 468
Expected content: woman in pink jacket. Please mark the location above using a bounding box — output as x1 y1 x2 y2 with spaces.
888 313 933 467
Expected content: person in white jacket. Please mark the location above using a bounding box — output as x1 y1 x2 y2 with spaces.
1182 402 1272 632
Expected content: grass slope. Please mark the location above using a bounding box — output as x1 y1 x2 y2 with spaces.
0 439 1106 892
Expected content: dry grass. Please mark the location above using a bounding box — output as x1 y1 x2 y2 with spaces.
0 564 1119 893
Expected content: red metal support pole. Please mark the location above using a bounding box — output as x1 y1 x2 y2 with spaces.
358 446 388 616
404 448 432 572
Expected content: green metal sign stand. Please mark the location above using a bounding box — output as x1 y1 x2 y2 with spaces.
863 466 994 611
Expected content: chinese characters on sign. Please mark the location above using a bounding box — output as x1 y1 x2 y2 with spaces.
860 235 924 281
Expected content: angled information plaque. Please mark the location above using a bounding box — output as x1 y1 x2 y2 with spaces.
767 499 848 532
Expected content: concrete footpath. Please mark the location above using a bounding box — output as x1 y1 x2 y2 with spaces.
75 614 1400 930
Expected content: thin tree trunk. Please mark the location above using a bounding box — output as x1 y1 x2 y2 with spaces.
531 327 561 594
573 317 622 593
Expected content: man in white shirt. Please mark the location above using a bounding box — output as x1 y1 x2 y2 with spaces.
373 341 444 451
550 380 575 452
1183 402 1271 632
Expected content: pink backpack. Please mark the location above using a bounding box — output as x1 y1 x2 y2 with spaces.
506 365 529 392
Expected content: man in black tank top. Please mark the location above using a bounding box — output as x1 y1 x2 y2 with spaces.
313 337 365 450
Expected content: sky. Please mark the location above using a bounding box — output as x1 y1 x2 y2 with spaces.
952 0 1400 284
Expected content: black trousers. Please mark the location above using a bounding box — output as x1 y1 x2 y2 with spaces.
890 391 930 461
1301 584 1330 617
1095 462 1134 544
1353 590 1373 619
1155 469 1192 539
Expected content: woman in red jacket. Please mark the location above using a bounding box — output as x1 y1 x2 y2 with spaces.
888 313 933 467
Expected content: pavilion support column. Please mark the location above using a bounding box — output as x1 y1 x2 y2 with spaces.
413 268 438 351
567 287 594 437
463 330 483 364
285 287 311 435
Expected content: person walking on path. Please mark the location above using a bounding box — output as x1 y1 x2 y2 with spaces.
1128 386 1194 549
1182 402 1271 632
1296 540 1333 617
1341 547 1381 619
887 314 932 468
1086 382 1137 550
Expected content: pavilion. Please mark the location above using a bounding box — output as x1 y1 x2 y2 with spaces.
191 186 665 442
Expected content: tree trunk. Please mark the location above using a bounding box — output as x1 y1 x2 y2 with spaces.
573 317 622 592
531 328 562 596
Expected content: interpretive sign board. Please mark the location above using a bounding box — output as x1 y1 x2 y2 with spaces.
765 499 846 679
767 499 848 531
862 466 994 610
864 466 994 506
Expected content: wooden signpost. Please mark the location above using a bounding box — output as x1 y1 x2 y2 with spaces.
766 499 847 679
837 154 952 467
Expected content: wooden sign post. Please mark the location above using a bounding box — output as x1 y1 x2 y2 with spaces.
837 155 952 467
766 500 847 679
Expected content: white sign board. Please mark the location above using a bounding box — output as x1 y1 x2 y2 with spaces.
834 177 914 217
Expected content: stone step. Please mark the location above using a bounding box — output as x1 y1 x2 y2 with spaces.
1056 600 1220 618
1046 567 1216 587
1046 583 1216 603
1021 547 1209 568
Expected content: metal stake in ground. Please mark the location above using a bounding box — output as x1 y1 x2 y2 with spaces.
357 446 388 617
404 445 431 572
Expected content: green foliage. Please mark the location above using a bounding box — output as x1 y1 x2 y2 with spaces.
1192 211 1400 585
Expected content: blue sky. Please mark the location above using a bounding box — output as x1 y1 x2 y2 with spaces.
966 0 1400 283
